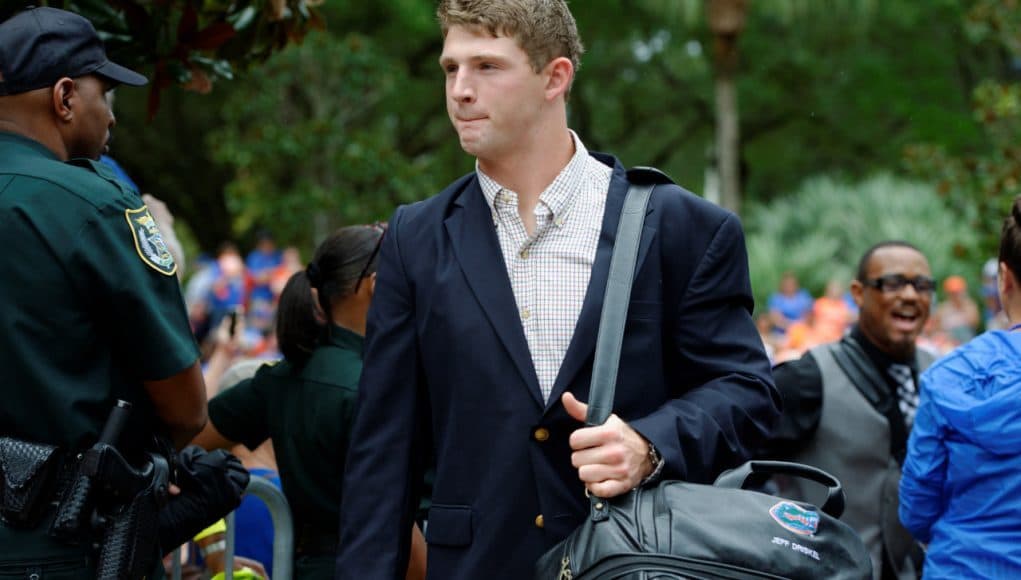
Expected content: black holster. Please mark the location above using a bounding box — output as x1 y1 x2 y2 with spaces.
50 442 170 580
0 437 66 528
93 451 170 580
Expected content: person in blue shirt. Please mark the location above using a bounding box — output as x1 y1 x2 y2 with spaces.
246 230 283 302
768 271 814 334
900 196 1021 579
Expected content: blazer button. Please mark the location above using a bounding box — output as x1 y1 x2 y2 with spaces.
533 427 550 442
535 514 544 529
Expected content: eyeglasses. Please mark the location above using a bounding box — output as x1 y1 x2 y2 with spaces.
861 274 936 294
353 222 387 293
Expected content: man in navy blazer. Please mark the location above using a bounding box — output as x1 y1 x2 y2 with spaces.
336 1 780 578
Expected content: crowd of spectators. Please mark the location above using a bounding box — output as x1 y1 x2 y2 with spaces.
761 266 1000 364
184 232 303 362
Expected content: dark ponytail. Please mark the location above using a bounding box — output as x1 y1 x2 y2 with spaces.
275 225 384 365
999 196 1021 280
276 271 321 365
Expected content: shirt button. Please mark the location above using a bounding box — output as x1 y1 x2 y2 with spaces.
521 308 531 320
554 217 565 227
534 427 550 442
535 514 545 529
520 249 529 259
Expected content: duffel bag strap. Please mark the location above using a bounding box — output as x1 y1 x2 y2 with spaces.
585 169 662 522
585 173 658 427
713 460 846 518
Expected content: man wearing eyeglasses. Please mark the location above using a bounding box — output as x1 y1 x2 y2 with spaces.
761 241 935 580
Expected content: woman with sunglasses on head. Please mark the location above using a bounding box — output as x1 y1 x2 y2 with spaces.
194 224 426 580
899 197 1021 579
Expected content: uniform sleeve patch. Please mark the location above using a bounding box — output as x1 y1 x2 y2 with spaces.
125 206 178 276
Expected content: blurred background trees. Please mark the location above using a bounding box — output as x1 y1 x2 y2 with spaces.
4 0 1018 307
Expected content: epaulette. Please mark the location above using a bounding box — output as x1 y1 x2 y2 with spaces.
626 166 675 185
67 157 137 197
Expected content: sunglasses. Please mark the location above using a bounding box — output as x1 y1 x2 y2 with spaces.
353 222 387 293
861 274 936 294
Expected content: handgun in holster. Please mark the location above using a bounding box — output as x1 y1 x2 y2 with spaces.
50 400 171 580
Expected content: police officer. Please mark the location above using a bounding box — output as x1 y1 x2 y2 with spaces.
0 7 206 578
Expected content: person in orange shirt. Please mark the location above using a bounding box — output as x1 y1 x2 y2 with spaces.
934 275 980 346
814 279 854 343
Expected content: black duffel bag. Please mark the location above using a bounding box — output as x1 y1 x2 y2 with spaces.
534 460 872 579
534 175 871 579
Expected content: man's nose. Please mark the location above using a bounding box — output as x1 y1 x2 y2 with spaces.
449 70 475 103
899 282 922 300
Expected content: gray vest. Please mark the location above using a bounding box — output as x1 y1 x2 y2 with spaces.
777 342 934 580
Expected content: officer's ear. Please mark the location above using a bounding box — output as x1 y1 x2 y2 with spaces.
52 77 75 121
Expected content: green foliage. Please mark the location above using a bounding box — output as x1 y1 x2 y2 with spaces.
904 0 1021 259
208 31 448 249
7 0 324 117
745 174 982 311
96 0 991 255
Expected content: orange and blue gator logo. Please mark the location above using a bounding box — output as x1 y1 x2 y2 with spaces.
769 501 820 536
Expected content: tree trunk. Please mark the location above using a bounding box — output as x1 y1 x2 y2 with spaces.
714 70 740 214
708 0 746 214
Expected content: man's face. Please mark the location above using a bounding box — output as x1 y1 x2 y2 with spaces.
66 75 115 160
851 246 933 360
439 25 548 163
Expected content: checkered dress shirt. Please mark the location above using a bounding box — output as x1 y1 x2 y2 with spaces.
478 132 612 402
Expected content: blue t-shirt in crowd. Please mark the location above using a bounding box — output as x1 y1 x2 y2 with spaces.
768 289 814 324
246 250 283 302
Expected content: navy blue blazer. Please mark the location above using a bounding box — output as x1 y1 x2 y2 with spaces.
337 154 779 580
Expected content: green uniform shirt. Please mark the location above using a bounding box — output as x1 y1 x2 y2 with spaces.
0 132 199 568
208 324 362 539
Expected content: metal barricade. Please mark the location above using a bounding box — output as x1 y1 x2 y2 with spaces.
171 474 294 580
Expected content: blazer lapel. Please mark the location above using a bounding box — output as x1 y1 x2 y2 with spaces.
545 161 658 412
444 178 544 408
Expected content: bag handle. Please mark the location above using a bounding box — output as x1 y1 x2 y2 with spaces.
584 175 657 427
713 460 846 518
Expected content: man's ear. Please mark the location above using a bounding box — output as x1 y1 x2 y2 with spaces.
53 77 75 121
849 279 865 309
543 56 574 101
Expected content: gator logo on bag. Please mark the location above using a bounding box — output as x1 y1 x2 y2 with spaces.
769 501 820 536
125 206 177 276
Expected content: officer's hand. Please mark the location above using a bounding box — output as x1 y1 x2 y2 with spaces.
158 446 250 554
177 446 249 497
562 392 653 499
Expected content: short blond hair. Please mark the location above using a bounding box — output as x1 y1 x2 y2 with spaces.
437 0 584 79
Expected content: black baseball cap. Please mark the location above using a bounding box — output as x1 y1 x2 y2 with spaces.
0 7 147 96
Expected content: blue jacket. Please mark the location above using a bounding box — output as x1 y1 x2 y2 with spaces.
336 156 779 580
900 330 1021 579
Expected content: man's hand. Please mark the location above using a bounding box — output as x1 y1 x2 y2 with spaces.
562 392 653 498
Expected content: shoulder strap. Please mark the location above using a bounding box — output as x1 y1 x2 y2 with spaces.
585 170 667 426
828 335 909 465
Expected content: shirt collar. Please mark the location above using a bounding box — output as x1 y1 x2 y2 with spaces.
850 324 916 372
328 323 364 354
477 130 590 219
0 130 60 161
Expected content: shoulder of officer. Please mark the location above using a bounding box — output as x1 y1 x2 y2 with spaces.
66 157 140 200
6 153 138 212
